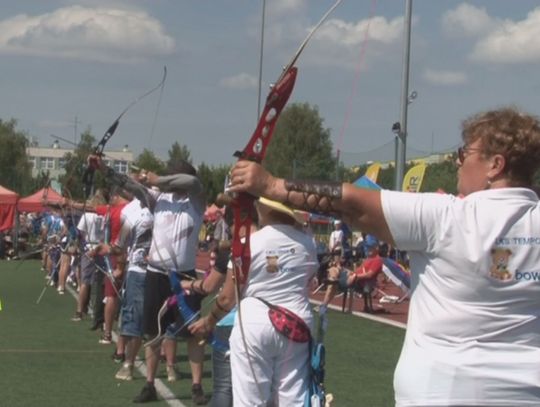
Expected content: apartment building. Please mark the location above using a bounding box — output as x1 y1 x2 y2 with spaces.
26 140 134 179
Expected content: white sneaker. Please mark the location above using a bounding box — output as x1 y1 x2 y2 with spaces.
167 365 180 382
115 363 133 381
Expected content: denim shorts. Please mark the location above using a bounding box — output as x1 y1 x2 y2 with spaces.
119 270 146 337
80 254 105 285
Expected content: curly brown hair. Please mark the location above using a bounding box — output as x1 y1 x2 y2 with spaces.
462 107 540 186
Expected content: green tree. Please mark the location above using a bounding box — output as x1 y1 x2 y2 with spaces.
0 118 33 194
134 149 166 175
58 130 97 200
423 159 458 194
263 103 336 180
197 163 230 205
166 141 192 173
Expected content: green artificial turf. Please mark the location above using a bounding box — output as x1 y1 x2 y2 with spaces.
0 260 404 406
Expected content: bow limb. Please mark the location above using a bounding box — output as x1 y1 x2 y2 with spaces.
83 66 167 199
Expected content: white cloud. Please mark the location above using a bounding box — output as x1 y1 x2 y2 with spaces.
316 16 404 46
442 3 497 37
472 8 540 64
0 6 175 62
219 73 258 90
424 69 467 86
302 15 406 69
267 0 306 18
441 3 540 64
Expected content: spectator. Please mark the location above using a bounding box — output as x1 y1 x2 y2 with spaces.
212 210 230 244
328 219 343 254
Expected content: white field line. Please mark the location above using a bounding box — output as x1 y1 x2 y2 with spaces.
309 298 407 330
66 284 188 407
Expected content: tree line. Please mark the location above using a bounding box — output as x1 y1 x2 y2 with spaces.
2 104 539 205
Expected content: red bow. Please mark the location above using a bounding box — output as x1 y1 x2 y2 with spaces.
230 0 342 284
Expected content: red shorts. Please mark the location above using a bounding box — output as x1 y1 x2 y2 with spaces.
104 274 123 298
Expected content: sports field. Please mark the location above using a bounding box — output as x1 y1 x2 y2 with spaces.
0 260 404 406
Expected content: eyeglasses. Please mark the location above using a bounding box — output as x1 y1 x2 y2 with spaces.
456 145 482 165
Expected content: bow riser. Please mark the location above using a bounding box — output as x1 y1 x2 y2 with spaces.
231 67 297 283
236 67 297 162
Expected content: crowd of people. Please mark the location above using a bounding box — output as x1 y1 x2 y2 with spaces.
18 106 540 406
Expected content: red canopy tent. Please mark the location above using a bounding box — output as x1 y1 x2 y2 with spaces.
17 187 63 213
0 185 19 232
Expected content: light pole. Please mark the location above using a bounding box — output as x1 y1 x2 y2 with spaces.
256 0 266 121
393 90 417 190
394 0 413 191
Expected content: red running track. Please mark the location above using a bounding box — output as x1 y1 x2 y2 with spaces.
196 250 409 326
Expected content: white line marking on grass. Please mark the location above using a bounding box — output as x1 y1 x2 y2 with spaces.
66 284 188 407
310 299 406 330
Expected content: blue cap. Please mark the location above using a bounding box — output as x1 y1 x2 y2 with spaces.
364 234 379 248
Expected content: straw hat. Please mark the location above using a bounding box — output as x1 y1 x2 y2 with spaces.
257 197 302 224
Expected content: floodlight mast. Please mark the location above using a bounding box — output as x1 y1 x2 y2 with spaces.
394 0 413 192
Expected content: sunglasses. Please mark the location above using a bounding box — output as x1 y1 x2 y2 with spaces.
456 145 482 164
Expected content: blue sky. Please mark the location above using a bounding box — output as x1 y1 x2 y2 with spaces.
1 0 540 167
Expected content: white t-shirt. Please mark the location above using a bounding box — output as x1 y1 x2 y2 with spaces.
146 190 204 273
77 212 104 249
243 224 318 327
382 188 540 406
328 229 343 252
117 199 153 274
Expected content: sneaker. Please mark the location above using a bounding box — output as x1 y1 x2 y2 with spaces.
133 382 157 403
71 312 83 322
57 288 65 295
111 351 125 363
115 363 134 381
99 333 112 345
90 320 104 331
191 384 207 405
166 365 180 382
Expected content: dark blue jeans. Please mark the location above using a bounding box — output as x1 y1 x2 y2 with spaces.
210 325 233 407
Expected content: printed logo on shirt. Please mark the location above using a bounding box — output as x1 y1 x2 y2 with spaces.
515 270 540 282
489 247 513 281
264 248 298 274
492 236 540 283
266 255 279 273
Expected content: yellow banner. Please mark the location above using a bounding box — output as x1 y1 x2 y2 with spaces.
364 162 381 183
402 163 426 192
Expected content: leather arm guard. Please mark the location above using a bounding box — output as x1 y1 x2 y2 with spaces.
284 179 342 215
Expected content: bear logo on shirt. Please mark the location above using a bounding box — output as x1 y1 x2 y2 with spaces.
489 248 513 281
266 256 279 273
